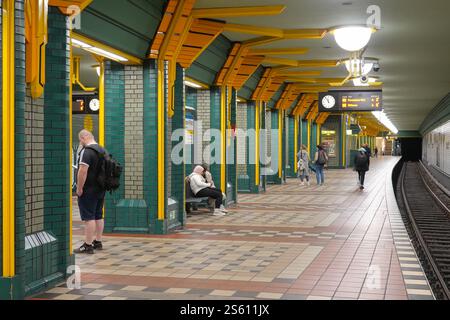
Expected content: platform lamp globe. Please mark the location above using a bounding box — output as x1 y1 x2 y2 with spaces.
331 26 375 52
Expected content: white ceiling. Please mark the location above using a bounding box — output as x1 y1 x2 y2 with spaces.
195 0 450 130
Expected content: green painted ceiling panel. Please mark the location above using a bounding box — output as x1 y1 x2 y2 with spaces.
186 35 232 86
267 83 286 109
79 0 166 58
238 65 264 100
419 93 450 135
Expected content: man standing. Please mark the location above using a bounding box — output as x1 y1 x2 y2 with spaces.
74 130 106 254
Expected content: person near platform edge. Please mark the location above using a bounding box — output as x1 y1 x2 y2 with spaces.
354 147 370 191
297 144 311 186
314 144 329 186
190 165 228 216
74 130 106 254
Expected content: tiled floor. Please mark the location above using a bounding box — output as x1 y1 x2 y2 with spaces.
31 156 434 300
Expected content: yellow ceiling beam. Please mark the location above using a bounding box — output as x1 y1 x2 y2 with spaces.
249 48 309 55
261 57 299 67
283 29 328 39
278 71 322 76
297 60 339 67
49 0 93 11
191 5 286 18
288 77 347 84
260 57 339 68
242 36 280 47
224 23 284 37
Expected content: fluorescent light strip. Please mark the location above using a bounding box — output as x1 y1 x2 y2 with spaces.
184 80 203 89
71 39 128 62
372 111 399 134
88 47 128 62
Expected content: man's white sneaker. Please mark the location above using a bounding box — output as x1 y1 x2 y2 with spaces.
213 209 226 216
219 205 229 214
300 182 305 186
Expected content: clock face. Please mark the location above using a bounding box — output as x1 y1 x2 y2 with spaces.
322 95 336 109
89 98 100 112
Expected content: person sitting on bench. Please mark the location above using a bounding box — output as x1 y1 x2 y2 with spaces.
189 166 228 216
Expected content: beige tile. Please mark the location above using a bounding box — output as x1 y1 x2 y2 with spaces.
210 290 236 297
165 288 191 294
122 286 147 291
55 294 81 300
89 289 115 296
406 289 433 296
257 292 283 299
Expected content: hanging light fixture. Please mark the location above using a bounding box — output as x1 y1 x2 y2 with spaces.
344 58 376 76
332 26 375 52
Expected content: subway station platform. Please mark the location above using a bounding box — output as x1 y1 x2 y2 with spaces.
31 157 434 301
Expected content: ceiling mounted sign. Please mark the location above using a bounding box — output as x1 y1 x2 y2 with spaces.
319 90 382 112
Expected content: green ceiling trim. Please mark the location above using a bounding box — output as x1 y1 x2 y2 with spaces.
267 83 287 110
186 35 233 86
238 65 264 100
419 92 450 135
397 130 422 138
78 0 166 58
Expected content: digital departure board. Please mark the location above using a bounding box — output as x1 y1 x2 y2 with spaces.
319 90 382 112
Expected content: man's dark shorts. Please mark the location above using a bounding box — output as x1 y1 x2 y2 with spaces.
78 192 105 221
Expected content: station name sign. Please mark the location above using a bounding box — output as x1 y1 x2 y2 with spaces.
319 90 382 112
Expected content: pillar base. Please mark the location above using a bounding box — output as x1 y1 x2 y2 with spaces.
0 276 25 300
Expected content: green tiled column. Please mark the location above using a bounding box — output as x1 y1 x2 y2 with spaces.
243 101 261 194
169 64 186 227
1 0 26 300
144 59 166 234
227 88 237 204
209 86 222 185
267 109 283 184
286 116 296 178
310 123 318 160
104 61 125 233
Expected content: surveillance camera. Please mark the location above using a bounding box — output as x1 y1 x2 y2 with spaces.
373 62 380 72
360 75 369 84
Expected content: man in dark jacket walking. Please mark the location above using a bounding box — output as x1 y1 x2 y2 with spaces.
354 148 370 190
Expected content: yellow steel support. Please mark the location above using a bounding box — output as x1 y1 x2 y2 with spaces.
255 101 261 186
294 115 299 174
307 120 311 155
69 30 73 255
249 48 309 56
278 109 283 179
220 86 227 193
191 6 286 18
97 58 105 146
157 59 165 221
2 0 16 278
224 23 284 38
155 0 186 220
25 0 48 99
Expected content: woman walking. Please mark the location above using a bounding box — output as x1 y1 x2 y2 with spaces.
297 145 311 186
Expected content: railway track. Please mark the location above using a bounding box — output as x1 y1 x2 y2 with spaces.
396 161 450 300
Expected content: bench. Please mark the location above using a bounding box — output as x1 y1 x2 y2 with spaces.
185 176 214 214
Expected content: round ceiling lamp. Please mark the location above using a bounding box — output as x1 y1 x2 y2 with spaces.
332 26 374 52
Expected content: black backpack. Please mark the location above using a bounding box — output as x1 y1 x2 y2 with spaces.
355 153 368 167
317 150 327 165
85 146 122 193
